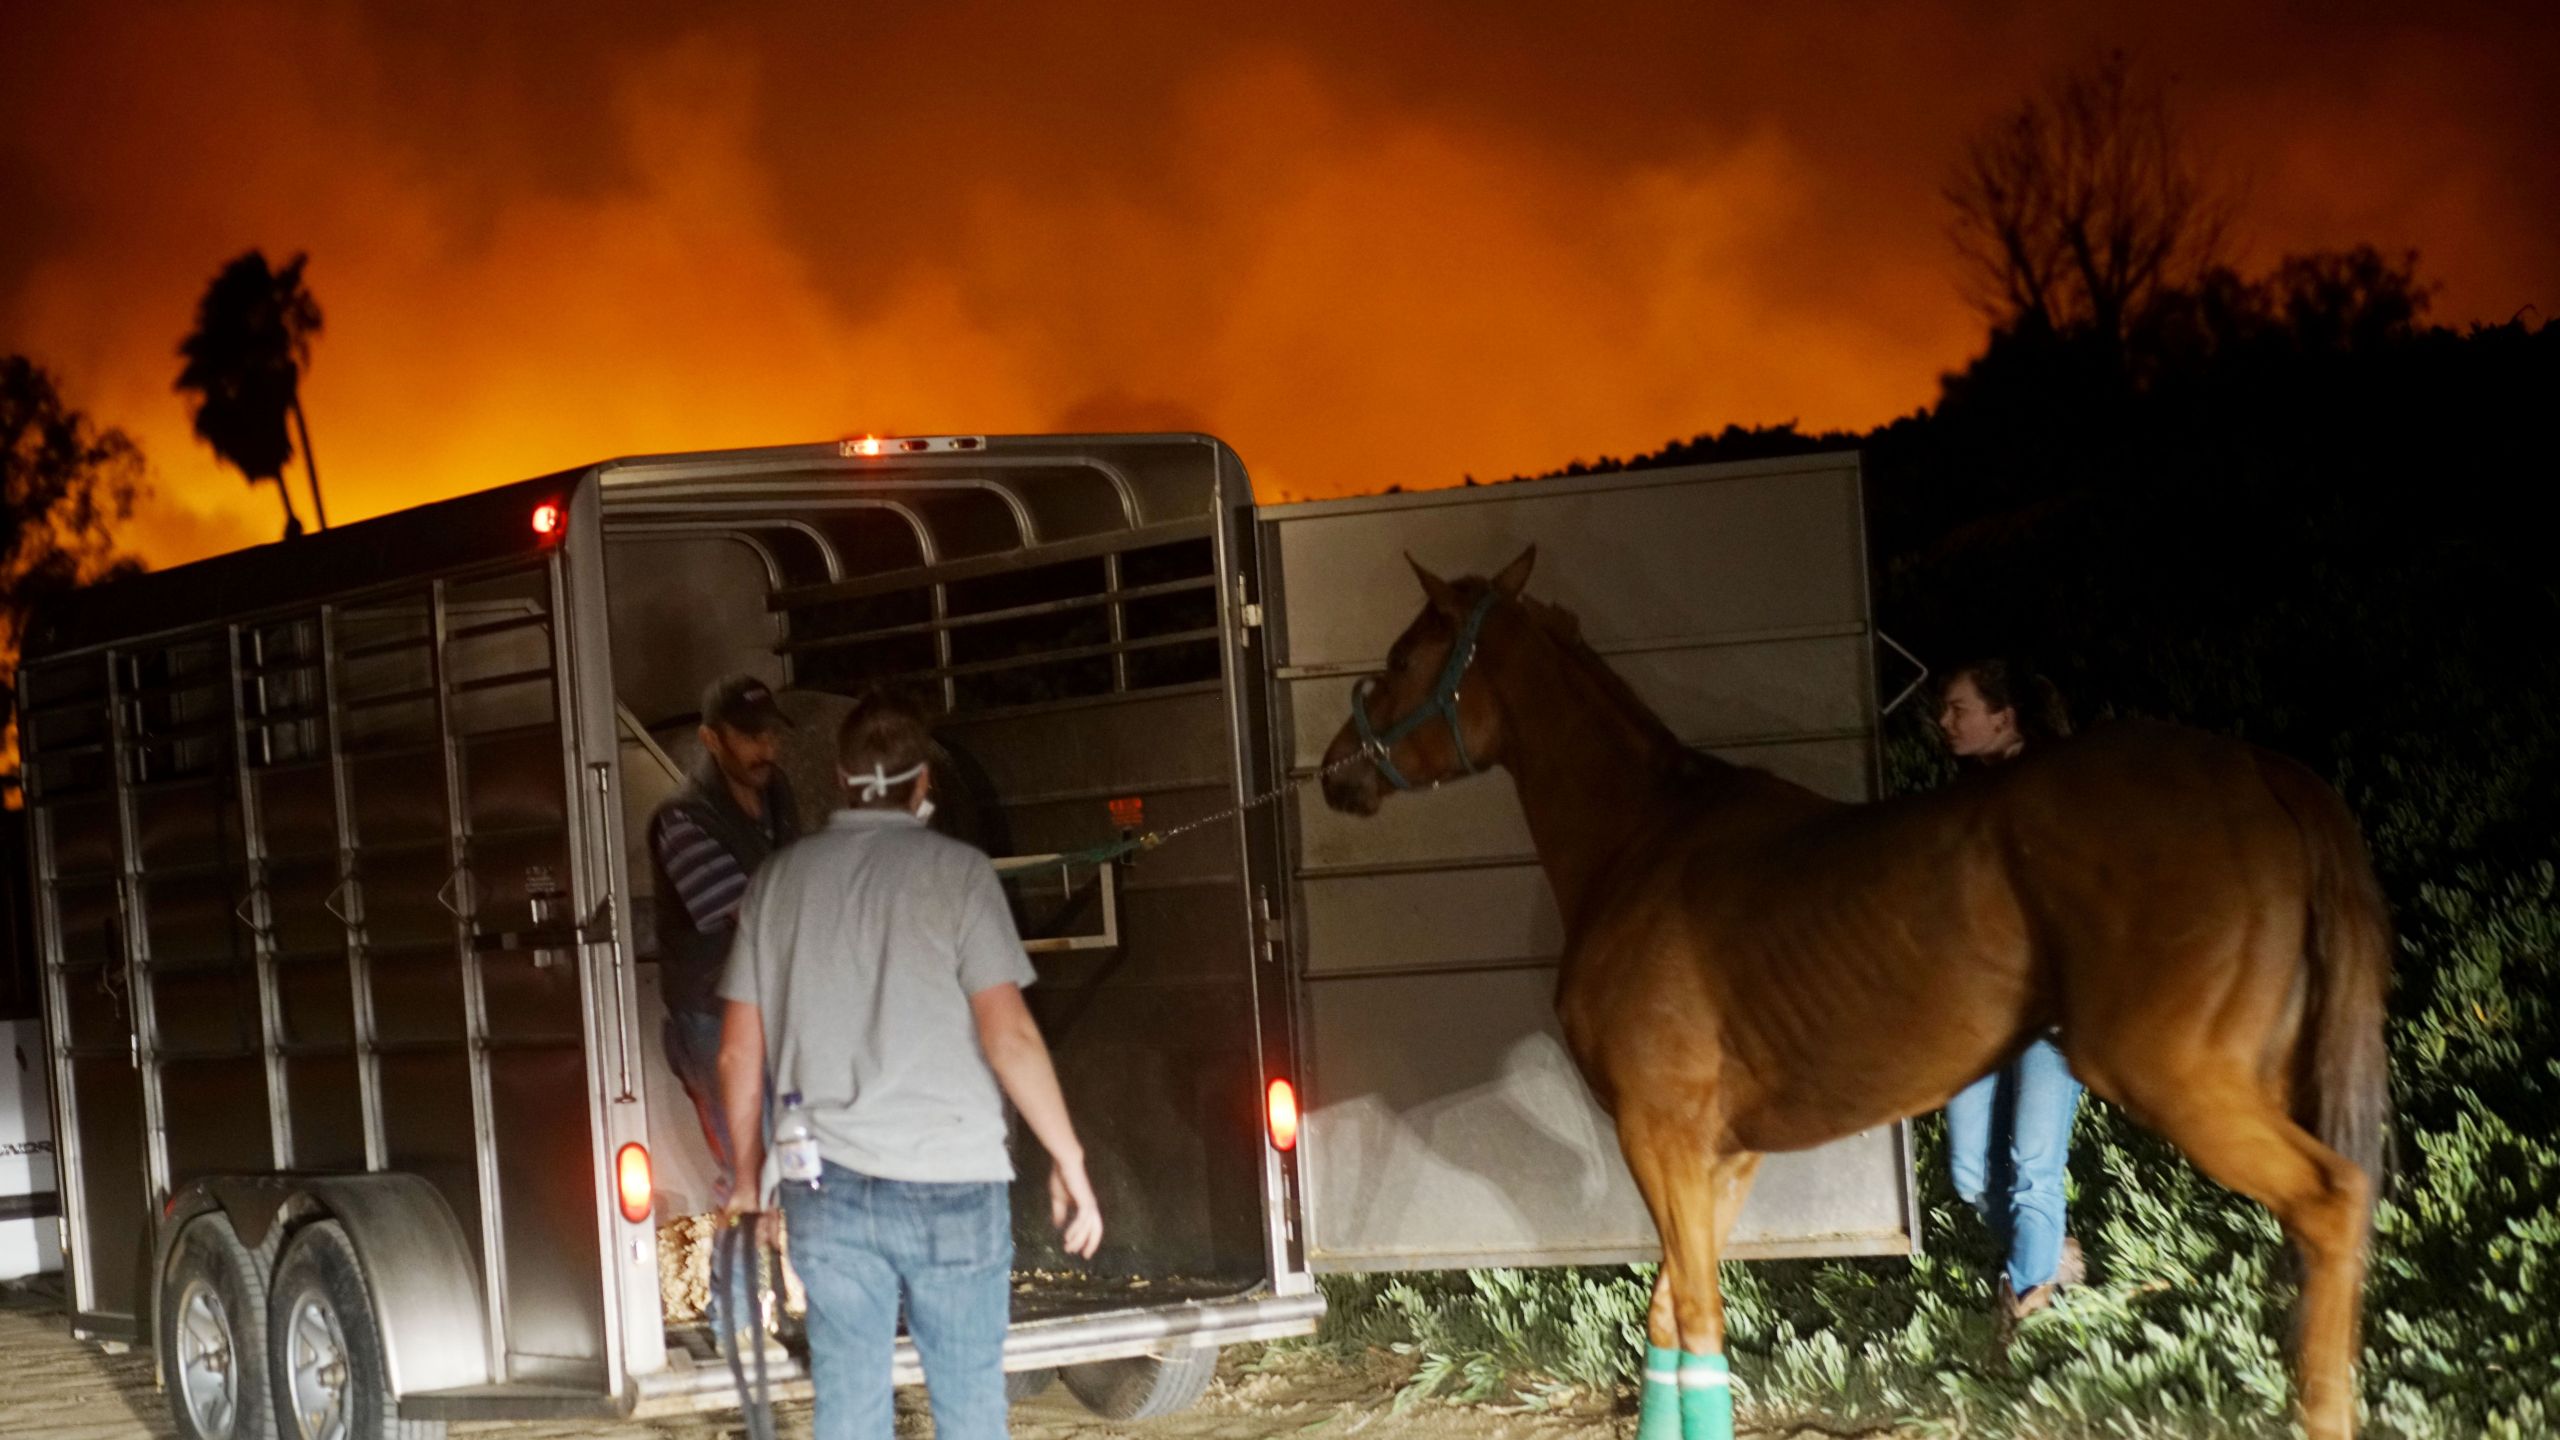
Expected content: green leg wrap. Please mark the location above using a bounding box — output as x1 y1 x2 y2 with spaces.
1635 1343 1682 1440
1679 1349 1734 1440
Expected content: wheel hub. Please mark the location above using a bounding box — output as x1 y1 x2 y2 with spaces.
286 1295 353 1440
175 1279 239 1439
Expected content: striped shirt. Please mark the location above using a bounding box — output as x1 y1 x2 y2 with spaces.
653 806 765 933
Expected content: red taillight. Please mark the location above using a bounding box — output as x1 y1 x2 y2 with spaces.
1266 1079 1299 1153
532 501 564 537
616 1143 652 1222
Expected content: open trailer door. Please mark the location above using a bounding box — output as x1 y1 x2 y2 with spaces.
1256 453 1920 1271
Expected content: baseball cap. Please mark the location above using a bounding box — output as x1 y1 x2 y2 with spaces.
700 674 793 735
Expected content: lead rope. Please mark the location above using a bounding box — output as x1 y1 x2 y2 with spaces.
989 747 1375 880
716 1217 779 1440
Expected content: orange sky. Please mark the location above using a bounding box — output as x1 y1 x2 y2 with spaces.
4 3 2553 569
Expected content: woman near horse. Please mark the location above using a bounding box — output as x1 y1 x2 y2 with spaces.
1321 549 2391 1440
1937 658 2087 1320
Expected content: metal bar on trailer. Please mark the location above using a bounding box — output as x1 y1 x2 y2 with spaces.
1271 620 1873 680
429 579 515 1374
337 634 435 664
772 575 1216 655
448 666 559 696
933 573 955 712
607 497 938 571
600 524 786 593
593 445 1145 538
562 485 666 1396
1104 551 1129 692
612 477 1042 544
447 612 557 644
340 684 442 713
228 625 295 1169
325 604 393 1173
764 519 1212 612
238 655 324 681
22 659 99 1315
601 517 844 583
860 627 1220 691
108 651 176 1217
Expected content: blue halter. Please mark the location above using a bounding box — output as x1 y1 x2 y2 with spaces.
1351 590 1500 791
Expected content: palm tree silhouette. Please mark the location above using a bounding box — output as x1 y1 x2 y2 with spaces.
174 250 328 539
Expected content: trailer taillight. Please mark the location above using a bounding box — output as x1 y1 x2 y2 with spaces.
616 1143 652 1222
1266 1079 1299 1153
532 501 564 538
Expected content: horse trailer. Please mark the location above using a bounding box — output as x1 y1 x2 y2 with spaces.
16 434 1916 1435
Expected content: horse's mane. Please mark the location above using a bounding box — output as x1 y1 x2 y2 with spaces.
1465 581 1718 791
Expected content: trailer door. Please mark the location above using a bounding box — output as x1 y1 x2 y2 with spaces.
1258 453 1918 1271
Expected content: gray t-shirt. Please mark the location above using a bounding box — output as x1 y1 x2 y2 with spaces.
718 808 1037 1183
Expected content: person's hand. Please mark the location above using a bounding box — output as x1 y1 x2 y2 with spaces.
1048 1152 1104 1259
720 1185 772 1246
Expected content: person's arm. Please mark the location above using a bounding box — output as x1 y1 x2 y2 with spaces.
718 998 766 1217
714 868 774 1218
971 983 1103 1257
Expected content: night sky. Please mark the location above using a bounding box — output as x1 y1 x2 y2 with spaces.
5 2 2553 566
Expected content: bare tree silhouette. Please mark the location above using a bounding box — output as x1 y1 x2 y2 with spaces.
2 354 145 683
174 250 327 538
1946 52 2233 347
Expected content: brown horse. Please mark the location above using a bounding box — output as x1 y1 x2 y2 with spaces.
1319 549 2392 1440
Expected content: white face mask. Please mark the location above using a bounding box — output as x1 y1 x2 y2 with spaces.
912 797 936 825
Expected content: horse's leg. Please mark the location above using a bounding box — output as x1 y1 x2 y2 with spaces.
1624 1109 1758 1440
2103 1067 2372 1440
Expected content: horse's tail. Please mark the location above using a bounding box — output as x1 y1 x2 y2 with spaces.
2263 752 2396 1194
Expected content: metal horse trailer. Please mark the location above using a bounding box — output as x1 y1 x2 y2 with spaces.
17 435 1915 1437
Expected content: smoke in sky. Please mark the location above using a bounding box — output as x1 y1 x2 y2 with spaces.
3 2 2552 566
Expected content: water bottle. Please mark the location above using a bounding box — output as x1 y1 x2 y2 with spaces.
775 1091 823 1187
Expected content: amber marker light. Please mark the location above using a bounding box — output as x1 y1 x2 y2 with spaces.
1266 1078 1300 1152
616 1143 653 1222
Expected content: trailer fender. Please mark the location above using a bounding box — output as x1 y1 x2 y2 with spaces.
160 1173 492 1396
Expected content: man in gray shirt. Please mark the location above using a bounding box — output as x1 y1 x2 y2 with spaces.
718 689 1101 1440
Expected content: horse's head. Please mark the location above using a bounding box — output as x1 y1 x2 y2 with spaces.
1320 546 1536 816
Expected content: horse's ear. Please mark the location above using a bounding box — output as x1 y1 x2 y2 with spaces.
1491 545 1536 599
1406 553 1463 616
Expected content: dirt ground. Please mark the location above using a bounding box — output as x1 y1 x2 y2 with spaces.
1 1273 1638 1440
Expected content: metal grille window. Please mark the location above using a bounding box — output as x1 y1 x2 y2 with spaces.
782 534 1223 714
122 637 233 784
243 618 328 768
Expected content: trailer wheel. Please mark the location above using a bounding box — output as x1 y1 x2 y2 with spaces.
161 1215 274 1440
1061 1345 1219 1421
267 1220 446 1440
1004 1366 1057 1405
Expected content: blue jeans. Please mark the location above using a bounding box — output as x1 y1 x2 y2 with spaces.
663 1009 735 1201
1947 1035 2083 1293
781 1162 1013 1440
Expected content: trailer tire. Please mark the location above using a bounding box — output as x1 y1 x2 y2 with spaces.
1061 1345 1219 1421
1005 1366 1057 1405
161 1214 274 1440
267 1220 446 1440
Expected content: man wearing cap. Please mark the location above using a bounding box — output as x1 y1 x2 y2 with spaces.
650 673 803 1205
